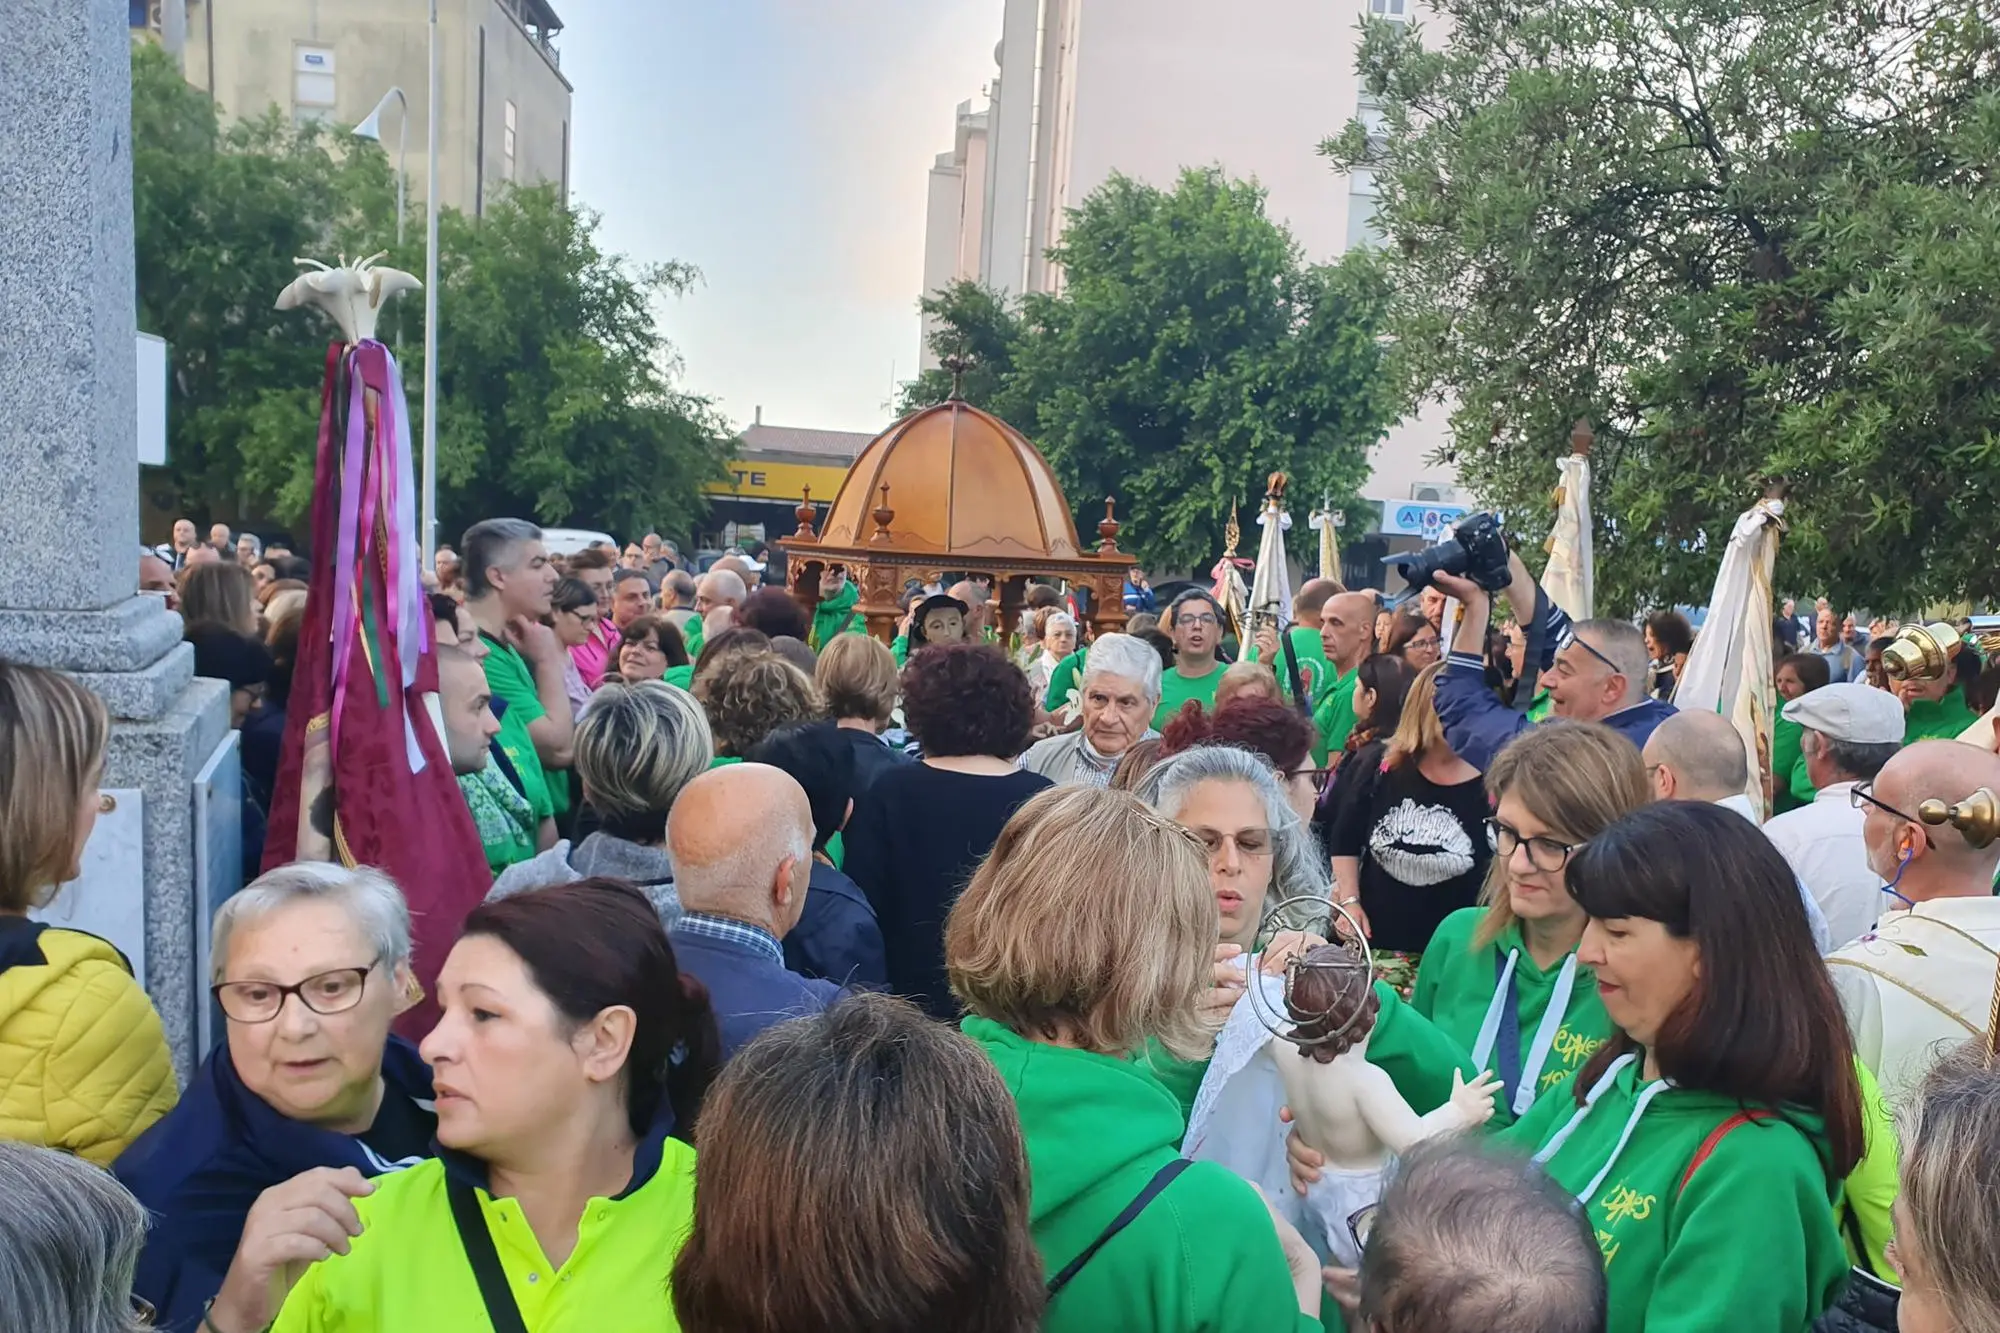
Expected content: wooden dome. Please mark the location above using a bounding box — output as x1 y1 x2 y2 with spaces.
816 399 1087 559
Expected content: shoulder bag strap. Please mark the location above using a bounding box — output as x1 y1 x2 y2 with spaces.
446 1177 532 1333
1278 628 1311 717
1677 1110 1773 1195
1046 1157 1194 1299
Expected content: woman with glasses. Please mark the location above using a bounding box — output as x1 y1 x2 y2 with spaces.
1383 611 1442 673
1327 662 1490 998
545 578 601 717
0 659 175 1167
117 864 433 1333
1305 803 1863 1332
1347 722 1650 1123
254 879 720 1333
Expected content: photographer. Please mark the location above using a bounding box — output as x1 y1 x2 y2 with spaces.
1426 527 1674 773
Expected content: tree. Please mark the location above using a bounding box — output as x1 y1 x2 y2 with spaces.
1324 1 2000 612
907 169 1396 572
131 43 730 541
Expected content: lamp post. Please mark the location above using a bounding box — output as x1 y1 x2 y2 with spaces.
350 87 408 250
422 0 440 566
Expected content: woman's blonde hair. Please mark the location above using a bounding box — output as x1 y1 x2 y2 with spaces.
1900 1042 2000 1333
815 633 898 726
1473 721 1650 949
0 661 108 911
178 561 259 636
1385 661 1446 770
576 681 713 842
947 786 1216 1060
1215 659 1282 711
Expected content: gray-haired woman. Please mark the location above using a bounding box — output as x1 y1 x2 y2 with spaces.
489 680 712 924
0 1141 151 1333
114 863 436 1333
1018 633 1162 787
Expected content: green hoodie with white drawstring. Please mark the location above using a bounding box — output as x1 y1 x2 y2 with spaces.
1492 1052 1848 1333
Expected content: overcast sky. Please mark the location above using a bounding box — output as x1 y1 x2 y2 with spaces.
561 1 1004 436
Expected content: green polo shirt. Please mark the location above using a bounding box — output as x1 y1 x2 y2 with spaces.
479 633 559 821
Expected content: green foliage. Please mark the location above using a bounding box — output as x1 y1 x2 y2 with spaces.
906 169 1394 572
1323 1 2000 613
131 43 729 541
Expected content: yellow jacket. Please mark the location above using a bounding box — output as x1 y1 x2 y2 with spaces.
0 921 177 1165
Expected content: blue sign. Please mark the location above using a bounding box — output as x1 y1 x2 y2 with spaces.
1381 500 1469 539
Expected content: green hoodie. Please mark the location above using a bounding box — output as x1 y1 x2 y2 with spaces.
809 579 861 649
1494 1055 1848 1333
1366 907 1612 1122
964 1019 1317 1333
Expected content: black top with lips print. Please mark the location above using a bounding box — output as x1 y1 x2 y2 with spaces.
1328 740 1493 953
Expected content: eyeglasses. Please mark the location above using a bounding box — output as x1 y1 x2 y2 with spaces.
1850 782 1936 849
1190 826 1274 857
1288 766 1335 794
132 1294 157 1325
1177 614 1220 628
1487 818 1584 871
1348 1202 1380 1255
212 959 381 1024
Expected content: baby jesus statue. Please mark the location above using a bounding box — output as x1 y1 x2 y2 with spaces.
1272 944 1501 1267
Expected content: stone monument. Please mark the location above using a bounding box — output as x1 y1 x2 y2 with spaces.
0 1 230 1075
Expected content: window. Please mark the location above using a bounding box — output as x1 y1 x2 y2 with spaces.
1368 0 1409 20
294 46 336 124
503 101 518 181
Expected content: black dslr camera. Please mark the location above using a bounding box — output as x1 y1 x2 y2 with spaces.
1387 512 1513 594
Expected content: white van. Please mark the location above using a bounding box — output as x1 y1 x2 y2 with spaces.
538 527 617 557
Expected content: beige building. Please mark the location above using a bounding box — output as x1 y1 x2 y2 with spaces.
169 0 572 217
921 0 1463 556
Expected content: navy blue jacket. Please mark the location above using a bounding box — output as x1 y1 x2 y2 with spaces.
669 922 843 1062
113 1038 435 1332
785 863 887 990
1435 593 1677 772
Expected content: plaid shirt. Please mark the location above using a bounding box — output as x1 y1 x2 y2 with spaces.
674 911 783 965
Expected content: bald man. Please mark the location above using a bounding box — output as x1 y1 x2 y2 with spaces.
665 764 842 1059
1312 590 1382 759
946 579 992 639
685 567 748 659
1827 741 2000 1103
1433 550 1675 773
1642 710 1832 951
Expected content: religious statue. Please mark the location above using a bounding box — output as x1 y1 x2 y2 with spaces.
1270 944 1502 1268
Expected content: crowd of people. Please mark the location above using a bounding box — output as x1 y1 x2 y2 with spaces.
3 513 1999 1332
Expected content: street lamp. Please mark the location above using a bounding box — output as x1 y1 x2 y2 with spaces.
422 0 440 566
351 86 408 251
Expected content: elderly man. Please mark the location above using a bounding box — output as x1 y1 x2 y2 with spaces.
1813 607 1867 683
208 522 233 556
234 532 262 568
666 764 842 1059
1434 550 1674 773
115 864 434 1333
1353 1140 1605 1333
1640 710 1833 953
1764 684 1905 948
1828 741 2000 1104
685 566 749 658
139 551 178 609
459 518 573 838
1019 633 1162 786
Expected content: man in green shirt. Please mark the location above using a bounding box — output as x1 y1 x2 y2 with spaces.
1247 577 1342 706
461 518 576 836
1155 589 1230 729
1312 590 1379 761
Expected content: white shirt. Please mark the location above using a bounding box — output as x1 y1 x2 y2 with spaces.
1714 793 1833 954
1763 781 1893 950
1828 897 2000 1106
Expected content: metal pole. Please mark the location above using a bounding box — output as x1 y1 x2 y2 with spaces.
421 0 441 566
395 94 407 252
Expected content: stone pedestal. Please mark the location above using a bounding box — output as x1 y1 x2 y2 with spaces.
1 1 231 1077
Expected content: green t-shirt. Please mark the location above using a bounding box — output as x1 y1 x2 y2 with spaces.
478 634 556 822
1310 667 1359 764
664 664 694 691
1246 625 1329 706
1905 691 1979 743
1043 649 1086 713
1154 662 1228 731
1771 715 1815 814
